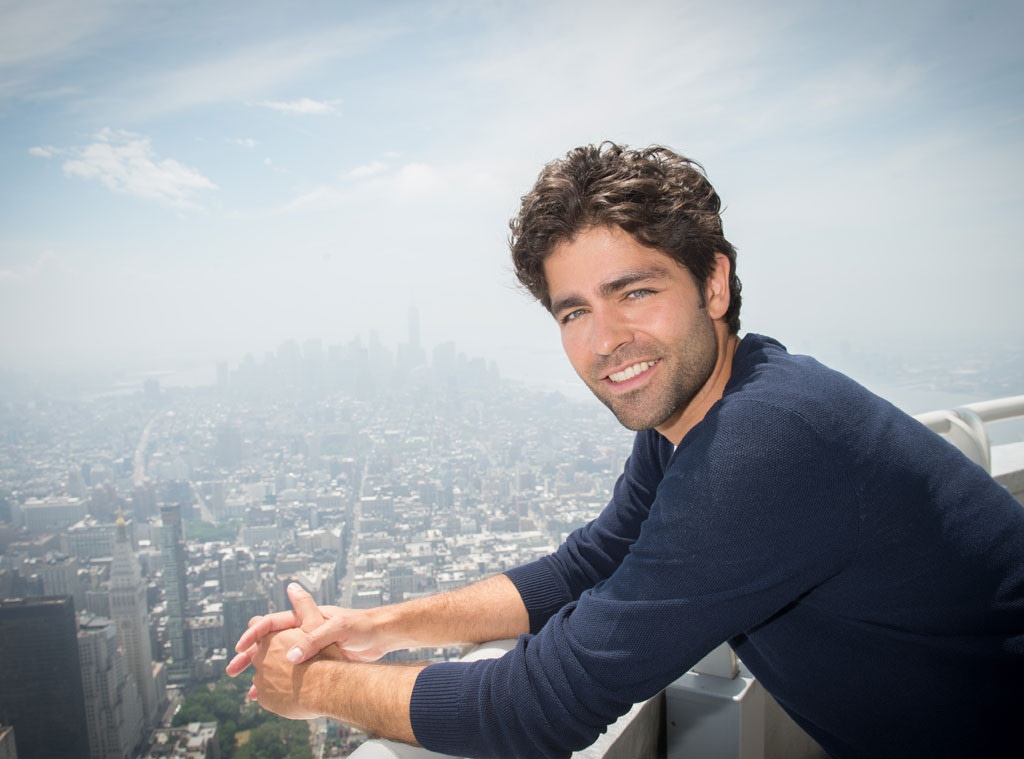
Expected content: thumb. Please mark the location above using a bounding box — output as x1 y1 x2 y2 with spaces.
285 616 338 664
287 582 325 632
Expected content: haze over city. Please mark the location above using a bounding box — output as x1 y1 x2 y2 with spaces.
1 0 1022 398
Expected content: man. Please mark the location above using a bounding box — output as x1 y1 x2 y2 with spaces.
228 143 1024 758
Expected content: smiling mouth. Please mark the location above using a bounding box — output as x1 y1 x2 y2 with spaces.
607 359 659 384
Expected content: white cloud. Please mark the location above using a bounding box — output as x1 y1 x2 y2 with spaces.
232 137 257 148
258 97 340 115
61 128 217 209
28 145 58 158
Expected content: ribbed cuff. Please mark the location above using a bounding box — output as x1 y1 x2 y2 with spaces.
410 661 484 755
504 558 569 634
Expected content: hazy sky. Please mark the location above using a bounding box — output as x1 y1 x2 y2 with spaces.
1 0 1021 391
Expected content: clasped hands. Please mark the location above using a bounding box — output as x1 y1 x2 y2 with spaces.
226 583 386 719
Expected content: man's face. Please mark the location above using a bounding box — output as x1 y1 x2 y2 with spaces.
545 226 720 438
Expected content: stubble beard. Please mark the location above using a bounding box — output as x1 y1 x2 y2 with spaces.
586 313 719 432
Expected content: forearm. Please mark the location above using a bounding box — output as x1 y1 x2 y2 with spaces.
371 573 529 652
303 659 423 744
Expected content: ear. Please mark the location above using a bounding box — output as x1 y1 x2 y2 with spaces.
704 252 731 321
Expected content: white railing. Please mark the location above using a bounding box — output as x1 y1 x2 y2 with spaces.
914 394 1024 473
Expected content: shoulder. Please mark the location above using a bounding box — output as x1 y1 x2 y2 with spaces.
726 334 867 412
714 333 913 448
667 335 880 497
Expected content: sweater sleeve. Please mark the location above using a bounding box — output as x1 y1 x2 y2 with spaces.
411 401 858 758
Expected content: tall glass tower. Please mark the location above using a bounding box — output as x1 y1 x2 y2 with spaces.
159 503 192 682
0 596 90 759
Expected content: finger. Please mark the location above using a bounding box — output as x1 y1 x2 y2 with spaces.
226 641 259 676
235 610 302 652
225 651 251 677
248 684 258 700
234 623 263 652
287 582 326 632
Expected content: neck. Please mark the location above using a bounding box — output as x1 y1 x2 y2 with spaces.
658 328 739 446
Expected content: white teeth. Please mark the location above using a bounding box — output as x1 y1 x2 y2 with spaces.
609 360 657 383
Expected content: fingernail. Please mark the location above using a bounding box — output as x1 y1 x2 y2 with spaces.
287 647 303 663
288 582 302 593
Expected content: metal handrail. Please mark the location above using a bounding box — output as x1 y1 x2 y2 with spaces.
914 394 1024 429
914 394 1024 473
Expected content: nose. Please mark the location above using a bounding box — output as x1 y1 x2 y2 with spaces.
590 306 632 356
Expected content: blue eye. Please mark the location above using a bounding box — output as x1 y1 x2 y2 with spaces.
561 309 586 324
627 289 654 300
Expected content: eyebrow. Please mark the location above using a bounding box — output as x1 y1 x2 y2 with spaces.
550 265 673 316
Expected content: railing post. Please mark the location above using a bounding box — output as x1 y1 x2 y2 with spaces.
933 408 991 472
952 406 992 472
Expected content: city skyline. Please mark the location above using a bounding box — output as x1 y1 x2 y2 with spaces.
3 302 1021 430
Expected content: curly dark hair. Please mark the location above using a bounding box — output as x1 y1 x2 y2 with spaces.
509 142 742 334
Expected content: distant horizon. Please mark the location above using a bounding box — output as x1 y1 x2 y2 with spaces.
3 323 1021 427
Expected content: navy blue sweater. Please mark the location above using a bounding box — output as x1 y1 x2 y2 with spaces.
410 334 1024 758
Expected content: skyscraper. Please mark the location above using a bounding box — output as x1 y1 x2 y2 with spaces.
78 613 145 759
398 305 427 372
159 503 192 683
408 305 421 351
0 596 90 759
109 514 160 727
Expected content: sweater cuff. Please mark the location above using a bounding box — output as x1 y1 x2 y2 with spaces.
410 662 484 755
504 557 570 634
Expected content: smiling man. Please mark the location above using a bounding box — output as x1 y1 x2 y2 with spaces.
230 143 1024 758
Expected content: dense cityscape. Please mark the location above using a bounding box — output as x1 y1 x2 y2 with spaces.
1 305 1022 758
0 311 637 759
